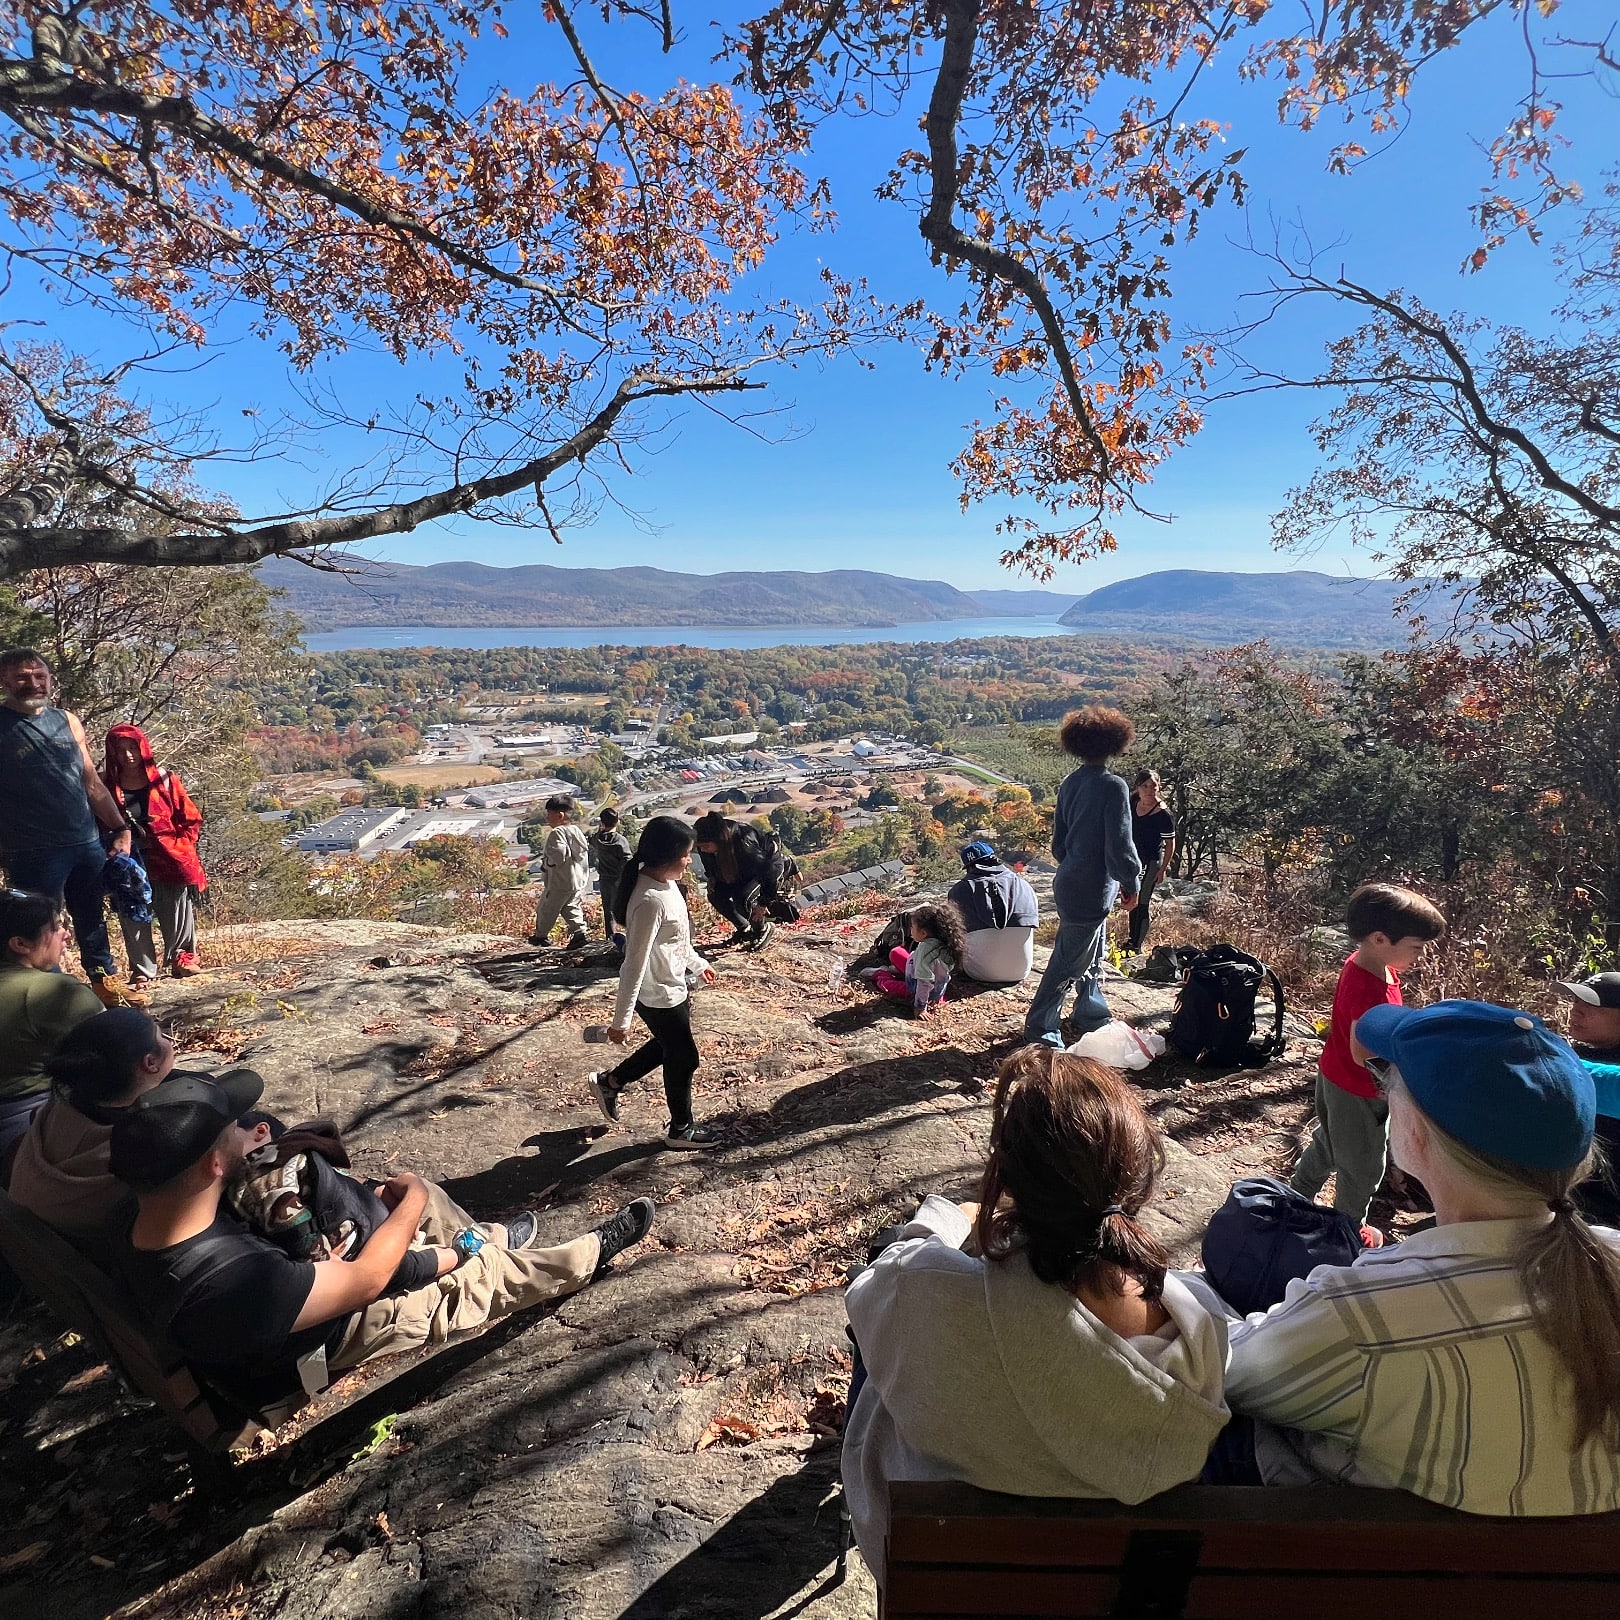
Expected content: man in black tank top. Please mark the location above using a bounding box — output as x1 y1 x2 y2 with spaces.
0 648 146 1007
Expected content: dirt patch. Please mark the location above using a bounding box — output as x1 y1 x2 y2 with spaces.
372 763 506 789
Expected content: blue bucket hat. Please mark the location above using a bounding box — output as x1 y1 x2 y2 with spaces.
1357 1000 1595 1171
959 840 997 868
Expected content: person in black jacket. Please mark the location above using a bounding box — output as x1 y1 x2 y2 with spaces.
692 812 783 949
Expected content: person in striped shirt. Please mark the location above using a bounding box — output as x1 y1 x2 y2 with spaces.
1225 1000 1620 1515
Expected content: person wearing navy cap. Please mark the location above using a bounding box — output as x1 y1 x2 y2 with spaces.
947 838 1039 985
1224 1000 1620 1515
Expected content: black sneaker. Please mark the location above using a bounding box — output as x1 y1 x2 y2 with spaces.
749 919 776 951
567 931 591 950
591 1196 656 1273
503 1211 538 1248
662 1120 720 1151
590 1070 622 1123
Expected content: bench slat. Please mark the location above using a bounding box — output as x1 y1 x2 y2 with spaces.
889 1515 1620 1574
883 1567 1620 1619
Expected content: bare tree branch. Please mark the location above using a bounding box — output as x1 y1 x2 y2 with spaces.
0 370 761 575
918 0 1111 472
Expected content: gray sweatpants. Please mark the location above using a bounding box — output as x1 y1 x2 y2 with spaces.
1290 1073 1389 1222
121 881 199 980
532 877 588 943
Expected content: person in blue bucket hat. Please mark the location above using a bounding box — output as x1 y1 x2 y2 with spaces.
1220 1000 1620 1514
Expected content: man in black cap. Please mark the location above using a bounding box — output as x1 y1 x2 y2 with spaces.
110 1072 655 1411
1554 973 1620 1224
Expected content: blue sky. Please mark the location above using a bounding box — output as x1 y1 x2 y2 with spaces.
44 2 1620 592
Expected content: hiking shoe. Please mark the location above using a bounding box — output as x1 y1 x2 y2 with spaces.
526 932 551 947
503 1212 539 1248
590 1070 622 1124
171 952 202 978
591 1196 656 1273
567 932 590 950
91 973 148 1009
662 1120 720 1151
749 919 776 951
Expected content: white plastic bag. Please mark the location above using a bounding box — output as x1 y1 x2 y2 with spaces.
1068 1021 1165 1071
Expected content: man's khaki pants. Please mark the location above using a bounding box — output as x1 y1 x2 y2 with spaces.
532 876 588 942
330 1182 600 1371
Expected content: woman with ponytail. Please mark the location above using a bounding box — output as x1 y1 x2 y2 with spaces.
589 816 719 1150
841 1045 1230 1574
1227 999 1620 1512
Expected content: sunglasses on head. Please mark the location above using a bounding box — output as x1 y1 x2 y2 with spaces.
1364 1055 1394 1093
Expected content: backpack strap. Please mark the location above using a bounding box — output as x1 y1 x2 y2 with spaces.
1255 965 1287 1060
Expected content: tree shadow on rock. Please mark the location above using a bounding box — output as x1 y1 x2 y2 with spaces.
475 947 622 994
620 1449 846 1620
761 1047 983 1138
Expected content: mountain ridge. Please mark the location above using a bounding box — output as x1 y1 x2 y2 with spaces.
260 557 987 629
261 557 1423 645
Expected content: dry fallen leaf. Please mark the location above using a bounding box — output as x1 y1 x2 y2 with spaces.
0 1541 50 1574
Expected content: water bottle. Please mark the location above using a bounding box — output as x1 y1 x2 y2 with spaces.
826 956 845 992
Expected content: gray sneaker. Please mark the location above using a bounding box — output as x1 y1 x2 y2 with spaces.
662 1120 720 1151
590 1070 622 1124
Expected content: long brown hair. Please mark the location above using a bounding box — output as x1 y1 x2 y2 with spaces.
974 1045 1169 1301
691 811 738 881
1391 1074 1620 1447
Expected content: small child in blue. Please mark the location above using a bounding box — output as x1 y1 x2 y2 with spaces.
874 903 966 1017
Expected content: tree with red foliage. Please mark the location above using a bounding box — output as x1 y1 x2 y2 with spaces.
0 0 1594 576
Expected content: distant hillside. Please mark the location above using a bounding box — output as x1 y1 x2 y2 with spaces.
261 558 982 629
1061 570 1435 648
966 588 1081 616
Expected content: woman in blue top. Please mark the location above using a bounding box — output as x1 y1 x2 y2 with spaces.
1023 707 1142 1047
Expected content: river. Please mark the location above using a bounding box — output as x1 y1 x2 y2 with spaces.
302 617 1081 651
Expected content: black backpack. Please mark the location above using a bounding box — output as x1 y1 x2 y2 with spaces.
1167 944 1286 1068
1202 1176 1365 1314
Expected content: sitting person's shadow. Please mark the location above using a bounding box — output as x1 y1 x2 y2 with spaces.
441 1126 661 1214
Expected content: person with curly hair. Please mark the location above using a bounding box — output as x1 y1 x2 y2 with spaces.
1023 705 1143 1047
872 901 966 1016
841 1045 1230 1574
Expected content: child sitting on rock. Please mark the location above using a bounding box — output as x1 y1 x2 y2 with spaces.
873 903 965 1016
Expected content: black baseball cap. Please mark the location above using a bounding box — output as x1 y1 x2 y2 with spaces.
108 1069 265 1188
1554 973 1620 1011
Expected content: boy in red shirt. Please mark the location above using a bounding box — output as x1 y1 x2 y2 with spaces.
1290 883 1446 1234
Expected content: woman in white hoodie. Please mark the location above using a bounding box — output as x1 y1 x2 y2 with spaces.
590 816 719 1150
842 1045 1230 1575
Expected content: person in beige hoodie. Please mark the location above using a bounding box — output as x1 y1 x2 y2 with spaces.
842 1046 1230 1577
7 1008 177 1260
529 795 591 949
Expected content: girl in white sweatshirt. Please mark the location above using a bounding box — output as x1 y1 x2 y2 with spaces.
590 816 718 1150
842 1045 1230 1574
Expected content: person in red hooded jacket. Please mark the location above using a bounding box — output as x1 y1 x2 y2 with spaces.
102 725 207 981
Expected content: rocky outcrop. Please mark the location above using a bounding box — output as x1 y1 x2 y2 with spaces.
0 908 1320 1620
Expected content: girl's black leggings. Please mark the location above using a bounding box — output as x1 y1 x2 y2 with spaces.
609 996 700 1128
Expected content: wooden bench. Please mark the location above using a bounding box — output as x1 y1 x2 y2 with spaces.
883 1479 1620 1618
0 1188 305 1455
